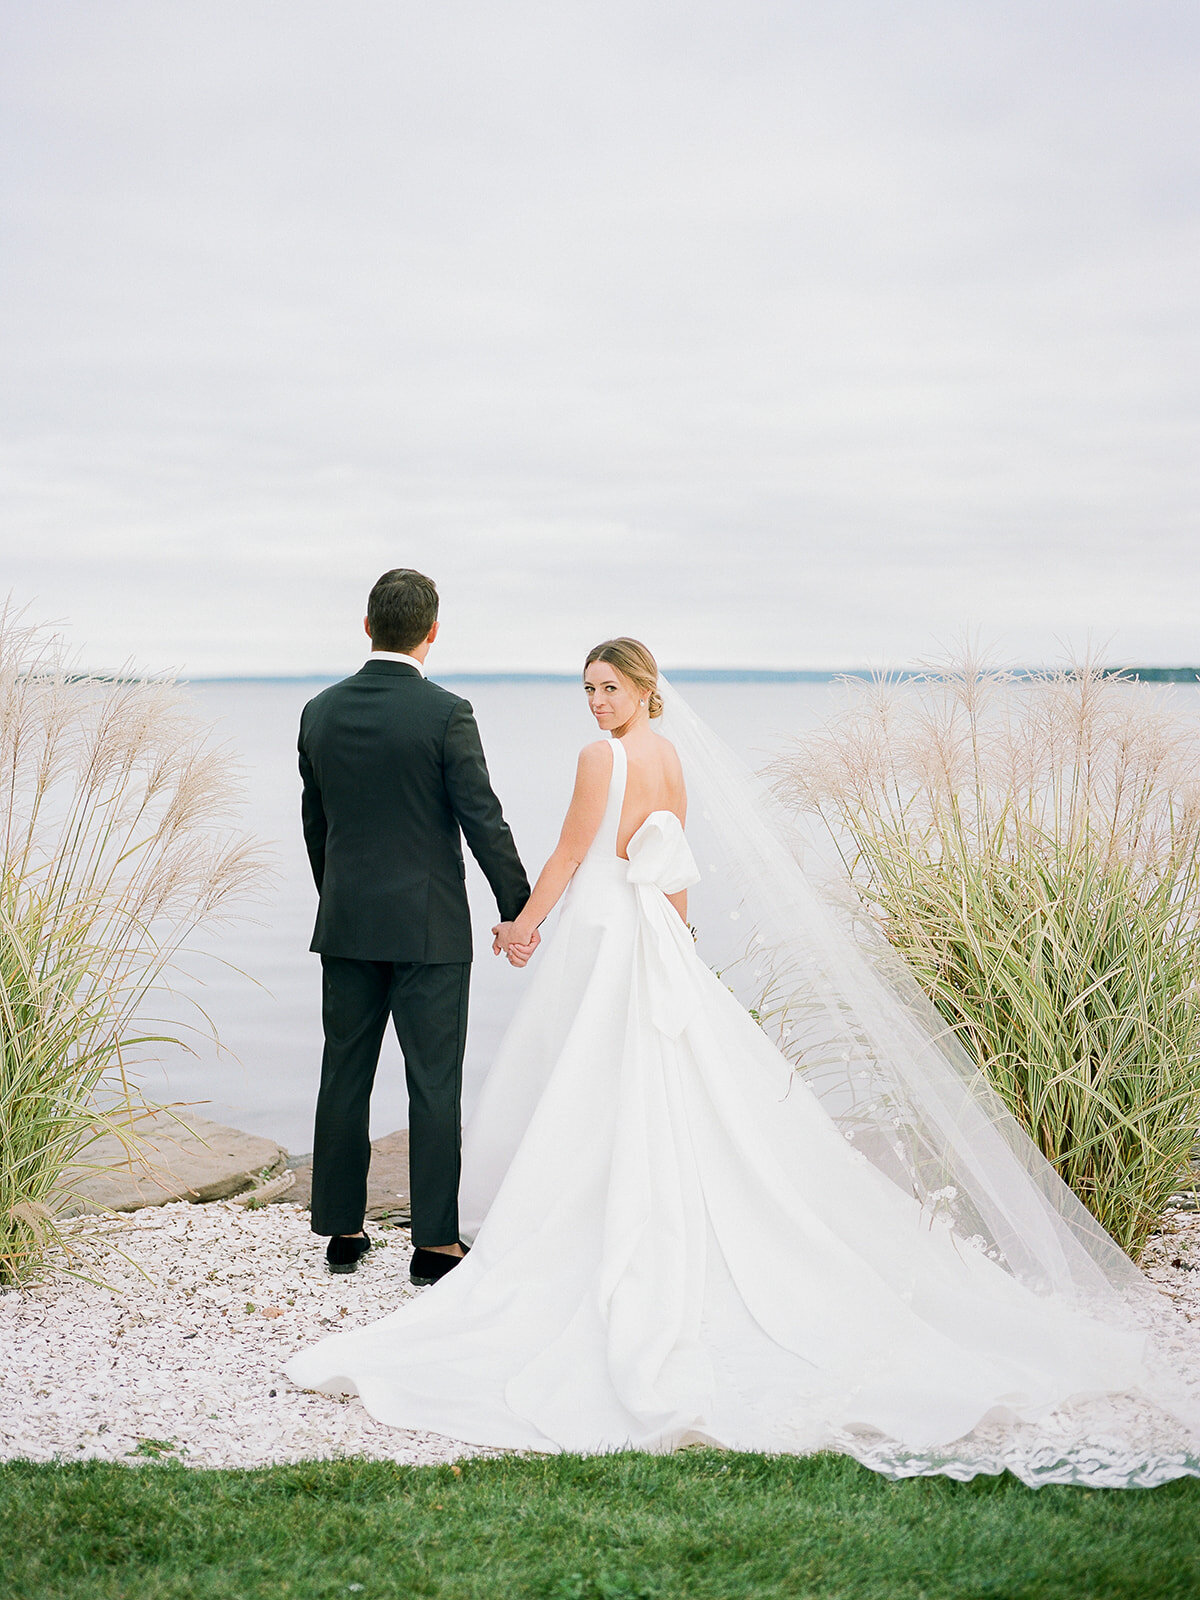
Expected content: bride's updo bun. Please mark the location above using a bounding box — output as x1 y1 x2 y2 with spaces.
585 638 663 719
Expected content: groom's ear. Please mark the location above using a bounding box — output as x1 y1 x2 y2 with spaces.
426 619 440 646
363 615 372 640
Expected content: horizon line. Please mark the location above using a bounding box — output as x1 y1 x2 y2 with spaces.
179 665 1200 685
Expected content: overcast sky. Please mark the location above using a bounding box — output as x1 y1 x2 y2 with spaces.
1 1 1197 675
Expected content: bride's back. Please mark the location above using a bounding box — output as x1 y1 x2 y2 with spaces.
616 731 686 859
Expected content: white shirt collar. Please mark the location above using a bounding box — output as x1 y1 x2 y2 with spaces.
367 651 426 677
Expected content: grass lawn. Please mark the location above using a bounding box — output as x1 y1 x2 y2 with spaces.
1 1450 1198 1600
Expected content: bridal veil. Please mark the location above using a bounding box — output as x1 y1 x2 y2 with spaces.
656 674 1200 1469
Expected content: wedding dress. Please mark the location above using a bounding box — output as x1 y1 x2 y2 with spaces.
287 701 1200 1486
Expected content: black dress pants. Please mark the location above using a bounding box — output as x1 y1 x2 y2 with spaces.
310 956 470 1246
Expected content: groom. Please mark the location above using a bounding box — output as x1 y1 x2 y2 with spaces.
299 568 534 1281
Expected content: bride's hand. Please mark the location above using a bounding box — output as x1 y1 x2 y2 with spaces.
505 934 539 968
491 922 541 963
501 920 541 968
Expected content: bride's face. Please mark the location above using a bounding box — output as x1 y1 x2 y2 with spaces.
584 661 642 732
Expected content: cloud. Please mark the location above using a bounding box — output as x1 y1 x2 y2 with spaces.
2 1 1197 672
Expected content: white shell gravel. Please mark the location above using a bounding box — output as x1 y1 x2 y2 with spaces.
0 1202 484 1468
1 1200 1197 1470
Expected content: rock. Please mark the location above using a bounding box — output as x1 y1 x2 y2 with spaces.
56 1108 288 1217
230 1168 297 1208
282 1128 410 1223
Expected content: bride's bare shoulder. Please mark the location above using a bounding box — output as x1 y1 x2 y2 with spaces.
575 739 613 774
568 739 613 801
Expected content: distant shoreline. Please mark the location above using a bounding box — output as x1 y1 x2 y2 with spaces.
183 666 1200 686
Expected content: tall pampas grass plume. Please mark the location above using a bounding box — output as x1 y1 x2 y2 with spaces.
0 603 270 1284
772 645 1200 1258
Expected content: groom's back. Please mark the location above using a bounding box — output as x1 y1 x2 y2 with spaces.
299 663 481 963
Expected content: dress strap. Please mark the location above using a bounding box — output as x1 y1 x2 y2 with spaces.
601 736 628 853
608 734 627 782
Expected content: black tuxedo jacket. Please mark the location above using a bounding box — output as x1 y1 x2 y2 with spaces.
299 660 530 963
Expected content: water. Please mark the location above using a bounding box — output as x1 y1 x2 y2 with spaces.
156 676 839 1150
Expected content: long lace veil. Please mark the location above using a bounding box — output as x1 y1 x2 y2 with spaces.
656 674 1173 1322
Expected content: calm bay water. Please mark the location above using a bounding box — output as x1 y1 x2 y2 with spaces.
158 676 840 1150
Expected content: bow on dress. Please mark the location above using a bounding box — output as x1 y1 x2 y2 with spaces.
625 812 703 1039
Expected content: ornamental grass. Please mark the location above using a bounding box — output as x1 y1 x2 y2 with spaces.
773 652 1200 1259
0 606 265 1284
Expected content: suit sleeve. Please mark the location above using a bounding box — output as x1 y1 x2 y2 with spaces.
298 725 327 893
442 700 531 923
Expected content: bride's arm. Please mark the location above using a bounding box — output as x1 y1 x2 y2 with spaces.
505 742 612 947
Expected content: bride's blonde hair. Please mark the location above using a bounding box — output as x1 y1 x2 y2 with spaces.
584 638 664 719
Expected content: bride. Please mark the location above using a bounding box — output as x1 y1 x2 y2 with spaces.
287 639 1200 1486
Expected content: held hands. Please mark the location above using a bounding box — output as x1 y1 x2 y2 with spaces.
491 921 541 968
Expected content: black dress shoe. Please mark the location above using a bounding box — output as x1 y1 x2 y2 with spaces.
410 1245 468 1286
326 1232 371 1274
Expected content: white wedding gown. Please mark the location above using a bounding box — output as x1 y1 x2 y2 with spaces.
287 735 1198 1485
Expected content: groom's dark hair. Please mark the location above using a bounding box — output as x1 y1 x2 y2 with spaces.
367 569 439 652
